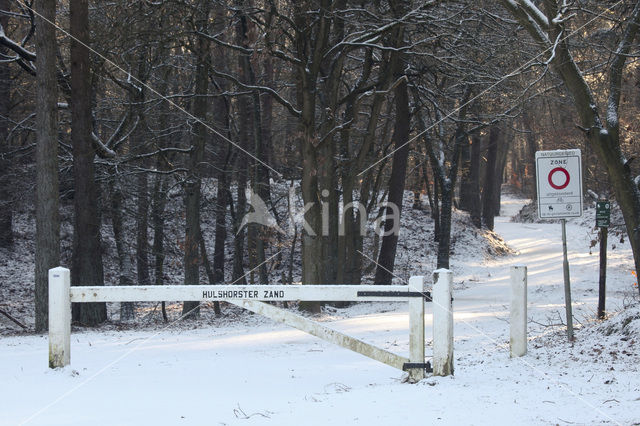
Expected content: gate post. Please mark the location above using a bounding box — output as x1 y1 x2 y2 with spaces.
510 265 527 357
408 275 426 381
49 267 71 368
432 269 453 376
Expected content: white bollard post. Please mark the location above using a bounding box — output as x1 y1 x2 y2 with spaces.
49 267 71 368
408 275 426 381
510 265 527 357
432 268 453 376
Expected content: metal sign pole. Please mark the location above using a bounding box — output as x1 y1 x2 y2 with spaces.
561 219 574 341
596 199 610 319
598 226 608 319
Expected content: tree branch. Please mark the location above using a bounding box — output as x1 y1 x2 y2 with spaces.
607 0 640 137
0 23 36 62
499 0 551 46
210 68 301 117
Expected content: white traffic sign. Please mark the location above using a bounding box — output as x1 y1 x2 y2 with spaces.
535 149 583 219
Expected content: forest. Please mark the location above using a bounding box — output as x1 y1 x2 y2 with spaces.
1 0 640 331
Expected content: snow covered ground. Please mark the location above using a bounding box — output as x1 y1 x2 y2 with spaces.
2 195 639 425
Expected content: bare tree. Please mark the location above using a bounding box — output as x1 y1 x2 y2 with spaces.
373 0 411 285
34 0 59 332
183 1 211 318
0 0 12 248
70 0 106 326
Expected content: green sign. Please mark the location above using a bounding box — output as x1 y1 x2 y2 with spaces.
596 200 611 228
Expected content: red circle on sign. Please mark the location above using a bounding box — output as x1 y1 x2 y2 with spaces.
548 167 570 190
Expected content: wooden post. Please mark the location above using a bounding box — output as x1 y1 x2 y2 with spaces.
432 269 453 376
49 267 71 368
598 227 607 319
561 219 574 341
408 275 426 381
510 265 527 357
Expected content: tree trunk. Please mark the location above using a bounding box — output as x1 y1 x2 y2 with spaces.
522 109 538 200
469 134 482 228
152 174 168 322
110 178 135 320
213 157 229 284
374 79 410 285
293 1 333 313
260 56 274 200
339 176 362 286
435 129 469 270
236 8 269 284
299 139 323 312
260 56 276 283
199 228 221 315
211 18 231 286
151 60 171 322
482 126 500 231
232 154 247 284
231 4 255 286
437 181 454 269
250 84 269 285
340 95 390 283
458 135 473 212
70 0 106 326
152 175 168 288
418 92 471 270
318 142 338 286
34 0 60 332
182 9 210 317
0 0 12 248
136 172 150 286
494 127 510 216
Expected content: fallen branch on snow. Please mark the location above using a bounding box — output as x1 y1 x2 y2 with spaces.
0 307 28 330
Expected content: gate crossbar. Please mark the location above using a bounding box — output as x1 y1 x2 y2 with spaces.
68 284 429 303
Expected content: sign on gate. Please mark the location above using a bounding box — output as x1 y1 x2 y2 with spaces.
536 149 583 219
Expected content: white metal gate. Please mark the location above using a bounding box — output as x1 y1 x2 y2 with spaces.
48 267 454 380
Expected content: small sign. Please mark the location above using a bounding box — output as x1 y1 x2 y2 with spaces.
536 149 583 219
596 200 611 228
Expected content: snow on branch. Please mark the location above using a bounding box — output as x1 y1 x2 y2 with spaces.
91 133 117 159
518 0 549 28
587 189 600 200
114 146 193 165
542 32 562 65
324 2 436 59
551 0 575 25
197 31 255 56
0 22 36 62
211 68 301 117
106 115 139 152
500 0 551 46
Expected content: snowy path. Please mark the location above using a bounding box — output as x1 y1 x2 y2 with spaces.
1 197 639 425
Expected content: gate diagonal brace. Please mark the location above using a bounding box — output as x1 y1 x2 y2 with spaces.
230 299 411 372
